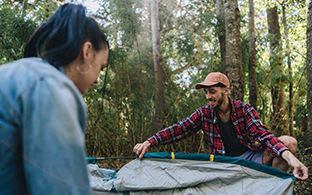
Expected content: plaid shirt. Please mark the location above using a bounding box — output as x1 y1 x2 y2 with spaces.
148 98 288 157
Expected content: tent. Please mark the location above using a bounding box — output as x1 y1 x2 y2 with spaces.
87 152 296 195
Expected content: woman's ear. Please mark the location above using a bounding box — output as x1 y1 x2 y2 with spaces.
81 41 93 61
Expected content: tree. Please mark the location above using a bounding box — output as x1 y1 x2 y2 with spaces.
67 0 308 159
216 0 226 72
266 6 288 136
248 0 257 109
304 0 312 147
151 0 165 133
224 0 244 101
281 3 294 136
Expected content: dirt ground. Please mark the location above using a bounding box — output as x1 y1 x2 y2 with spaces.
293 147 312 195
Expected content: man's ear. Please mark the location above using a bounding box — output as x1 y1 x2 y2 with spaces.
81 41 93 61
223 87 229 95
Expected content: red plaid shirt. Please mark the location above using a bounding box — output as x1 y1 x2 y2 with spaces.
148 97 288 157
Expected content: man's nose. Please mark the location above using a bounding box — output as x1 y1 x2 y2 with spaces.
206 92 211 100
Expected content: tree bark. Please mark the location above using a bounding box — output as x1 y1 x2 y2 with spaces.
224 0 244 101
266 6 288 136
281 5 294 137
248 0 257 109
151 0 165 133
216 0 226 72
304 0 312 147
21 0 28 16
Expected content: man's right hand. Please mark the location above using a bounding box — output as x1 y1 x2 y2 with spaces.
133 140 151 160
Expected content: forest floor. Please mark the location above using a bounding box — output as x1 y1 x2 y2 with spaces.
293 147 312 195
98 147 312 194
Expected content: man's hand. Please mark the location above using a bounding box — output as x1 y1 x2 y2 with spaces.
133 140 151 160
281 150 309 180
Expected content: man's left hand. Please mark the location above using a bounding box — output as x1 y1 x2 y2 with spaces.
282 150 309 180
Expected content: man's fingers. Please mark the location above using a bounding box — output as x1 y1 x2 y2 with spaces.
292 168 300 178
139 151 144 160
133 143 142 155
292 167 309 180
139 145 149 160
299 167 309 180
139 147 145 159
133 143 146 158
134 141 151 159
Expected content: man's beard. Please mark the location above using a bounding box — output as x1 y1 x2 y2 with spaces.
211 92 224 109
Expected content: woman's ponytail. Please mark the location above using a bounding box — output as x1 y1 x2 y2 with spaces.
24 4 109 68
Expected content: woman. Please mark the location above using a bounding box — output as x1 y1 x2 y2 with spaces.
0 4 109 195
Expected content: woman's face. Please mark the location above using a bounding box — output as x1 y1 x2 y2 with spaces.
74 48 109 95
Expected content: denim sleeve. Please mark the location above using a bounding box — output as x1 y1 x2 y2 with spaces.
21 76 92 195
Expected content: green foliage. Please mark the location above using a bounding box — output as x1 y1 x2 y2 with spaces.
0 0 64 64
84 0 218 158
0 3 37 63
240 32 249 103
83 0 309 159
3 0 306 159
85 0 155 156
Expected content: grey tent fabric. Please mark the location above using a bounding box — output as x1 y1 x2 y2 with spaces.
88 164 116 193
88 154 295 195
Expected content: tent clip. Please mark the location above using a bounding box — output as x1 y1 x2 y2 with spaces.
171 152 175 159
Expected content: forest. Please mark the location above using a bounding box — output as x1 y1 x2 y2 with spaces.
0 0 311 194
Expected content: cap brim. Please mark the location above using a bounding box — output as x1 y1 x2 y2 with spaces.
195 81 219 90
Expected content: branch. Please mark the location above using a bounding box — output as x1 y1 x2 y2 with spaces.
160 27 175 34
92 14 108 21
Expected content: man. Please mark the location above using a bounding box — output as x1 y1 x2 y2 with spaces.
134 72 308 180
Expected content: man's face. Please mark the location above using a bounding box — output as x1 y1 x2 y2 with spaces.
203 86 226 109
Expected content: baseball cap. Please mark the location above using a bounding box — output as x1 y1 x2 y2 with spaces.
195 72 230 89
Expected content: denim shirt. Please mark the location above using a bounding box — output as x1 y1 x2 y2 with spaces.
0 58 92 195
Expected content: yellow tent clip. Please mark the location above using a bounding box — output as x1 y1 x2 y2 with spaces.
171 152 175 159
210 154 214 162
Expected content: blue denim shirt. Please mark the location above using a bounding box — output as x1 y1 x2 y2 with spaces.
0 58 92 195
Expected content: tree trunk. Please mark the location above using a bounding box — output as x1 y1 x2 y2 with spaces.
281 6 294 137
248 0 257 109
21 0 28 16
151 0 165 133
224 0 244 101
266 7 288 136
216 0 226 72
304 0 312 147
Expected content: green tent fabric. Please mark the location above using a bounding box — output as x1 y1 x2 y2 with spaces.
88 152 295 195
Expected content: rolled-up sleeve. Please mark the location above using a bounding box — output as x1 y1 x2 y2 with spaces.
148 109 202 147
244 104 288 157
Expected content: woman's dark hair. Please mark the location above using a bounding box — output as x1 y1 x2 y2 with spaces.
24 4 109 67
